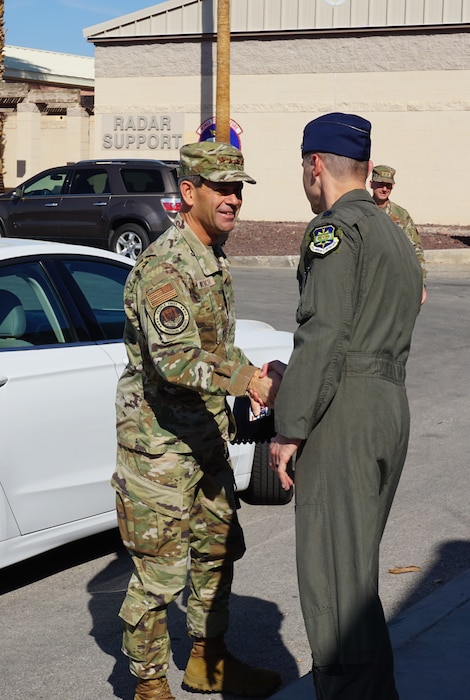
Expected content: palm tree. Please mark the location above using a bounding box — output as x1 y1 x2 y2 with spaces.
0 0 5 192
215 0 230 143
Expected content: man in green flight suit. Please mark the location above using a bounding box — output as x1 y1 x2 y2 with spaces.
269 113 422 699
370 164 427 304
112 141 281 700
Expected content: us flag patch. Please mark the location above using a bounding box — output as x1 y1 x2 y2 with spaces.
147 283 177 308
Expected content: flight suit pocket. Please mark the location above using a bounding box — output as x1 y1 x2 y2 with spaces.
296 266 316 323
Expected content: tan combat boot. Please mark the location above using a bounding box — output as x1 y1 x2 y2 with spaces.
134 676 175 700
182 637 281 697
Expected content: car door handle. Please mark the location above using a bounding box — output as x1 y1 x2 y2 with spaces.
93 202 108 206
0 376 8 387
44 202 58 207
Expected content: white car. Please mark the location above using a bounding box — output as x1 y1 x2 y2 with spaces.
0 239 293 569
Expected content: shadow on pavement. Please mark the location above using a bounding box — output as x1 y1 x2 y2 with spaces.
87 552 298 699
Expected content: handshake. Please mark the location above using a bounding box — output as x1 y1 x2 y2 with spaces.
247 360 300 493
247 360 286 414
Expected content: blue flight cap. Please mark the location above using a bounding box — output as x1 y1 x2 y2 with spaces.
301 112 371 161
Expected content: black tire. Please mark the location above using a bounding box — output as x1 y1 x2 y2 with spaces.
111 223 150 260
240 442 294 506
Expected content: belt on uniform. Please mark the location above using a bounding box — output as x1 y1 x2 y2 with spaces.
343 352 406 384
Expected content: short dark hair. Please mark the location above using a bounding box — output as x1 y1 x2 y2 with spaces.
178 174 204 188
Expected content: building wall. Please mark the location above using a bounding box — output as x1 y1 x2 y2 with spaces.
3 108 94 189
92 31 470 224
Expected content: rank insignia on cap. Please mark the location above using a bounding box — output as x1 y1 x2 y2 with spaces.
154 300 190 335
147 283 177 308
308 225 341 255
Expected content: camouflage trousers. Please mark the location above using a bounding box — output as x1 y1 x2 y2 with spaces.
113 443 246 680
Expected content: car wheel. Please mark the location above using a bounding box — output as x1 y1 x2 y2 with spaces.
241 442 294 506
111 223 150 260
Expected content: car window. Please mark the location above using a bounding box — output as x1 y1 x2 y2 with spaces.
120 168 165 194
62 259 130 341
22 171 68 197
0 262 74 349
70 169 110 195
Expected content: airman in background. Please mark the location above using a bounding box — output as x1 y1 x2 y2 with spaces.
370 164 427 304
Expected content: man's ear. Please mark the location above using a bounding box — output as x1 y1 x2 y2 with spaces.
312 153 322 176
179 179 195 207
367 160 374 177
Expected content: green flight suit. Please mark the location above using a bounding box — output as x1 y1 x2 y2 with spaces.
274 190 422 699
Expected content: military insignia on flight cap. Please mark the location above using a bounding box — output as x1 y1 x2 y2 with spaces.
147 283 177 308
154 300 190 335
308 225 341 256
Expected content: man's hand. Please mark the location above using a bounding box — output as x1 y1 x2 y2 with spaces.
259 360 287 380
247 366 282 408
270 434 301 491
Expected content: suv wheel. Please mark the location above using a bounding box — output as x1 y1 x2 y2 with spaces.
111 223 150 260
241 443 294 506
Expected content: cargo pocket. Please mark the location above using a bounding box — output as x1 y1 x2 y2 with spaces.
116 491 161 556
116 487 192 565
119 591 156 662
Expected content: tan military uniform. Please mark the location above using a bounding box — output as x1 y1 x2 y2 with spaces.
112 214 256 680
384 199 427 283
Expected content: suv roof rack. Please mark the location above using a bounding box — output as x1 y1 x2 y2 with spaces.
77 159 178 167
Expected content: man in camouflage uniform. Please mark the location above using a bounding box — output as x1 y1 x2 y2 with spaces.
370 164 427 304
112 142 281 700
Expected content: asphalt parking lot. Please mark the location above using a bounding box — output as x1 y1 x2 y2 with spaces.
2 262 469 699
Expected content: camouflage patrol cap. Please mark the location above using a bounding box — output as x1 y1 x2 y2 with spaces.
371 165 396 184
179 141 256 184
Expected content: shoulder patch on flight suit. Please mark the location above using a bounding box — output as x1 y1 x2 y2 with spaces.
308 225 342 256
154 300 190 335
147 282 177 308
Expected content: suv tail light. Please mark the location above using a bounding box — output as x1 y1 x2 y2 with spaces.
161 197 181 213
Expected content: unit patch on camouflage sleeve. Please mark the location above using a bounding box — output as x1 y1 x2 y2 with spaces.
308 225 342 256
147 283 177 308
154 300 190 335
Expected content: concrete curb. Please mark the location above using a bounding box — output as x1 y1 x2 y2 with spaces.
230 249 470 268
270 568 470 699
388 568 470 649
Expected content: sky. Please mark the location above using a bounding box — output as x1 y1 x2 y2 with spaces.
5 0 167 57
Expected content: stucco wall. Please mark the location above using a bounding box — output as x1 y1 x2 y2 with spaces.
3 109 94 189
92 31 470 224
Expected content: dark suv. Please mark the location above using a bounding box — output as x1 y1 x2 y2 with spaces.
0 159 181 259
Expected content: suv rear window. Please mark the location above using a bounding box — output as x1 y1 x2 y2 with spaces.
120 168 167 194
